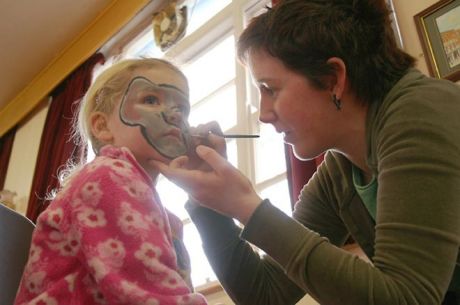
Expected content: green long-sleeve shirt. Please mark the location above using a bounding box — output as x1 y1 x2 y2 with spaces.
187 69 460 305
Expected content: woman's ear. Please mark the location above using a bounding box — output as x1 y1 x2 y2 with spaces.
326 57 347 100
90 112 113 144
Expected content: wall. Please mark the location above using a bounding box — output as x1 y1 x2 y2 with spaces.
2 0 452 304
3 99 48 215
392 0 436 77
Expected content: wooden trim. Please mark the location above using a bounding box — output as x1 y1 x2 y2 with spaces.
0 0 150 137
196 281 224 296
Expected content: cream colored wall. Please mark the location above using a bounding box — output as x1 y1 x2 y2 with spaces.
392 0 437 75
1 1 452 304
3 99 49 215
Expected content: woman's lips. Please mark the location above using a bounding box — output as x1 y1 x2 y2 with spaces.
283 131 294 143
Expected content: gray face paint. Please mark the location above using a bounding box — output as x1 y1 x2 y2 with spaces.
119 76 192 159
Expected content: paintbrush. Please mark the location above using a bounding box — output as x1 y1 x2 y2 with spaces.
191 133 259 139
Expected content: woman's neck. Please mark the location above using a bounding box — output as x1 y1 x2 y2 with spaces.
334 96 371 178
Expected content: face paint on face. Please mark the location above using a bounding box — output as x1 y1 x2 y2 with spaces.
119 76 192 159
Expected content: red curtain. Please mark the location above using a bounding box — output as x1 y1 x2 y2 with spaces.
0 127 17 190
26 53 105 222
284 145 323 208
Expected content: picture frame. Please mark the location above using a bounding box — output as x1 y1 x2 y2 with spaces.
414 0 460 81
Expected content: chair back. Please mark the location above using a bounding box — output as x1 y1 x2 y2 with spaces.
0 204 35 305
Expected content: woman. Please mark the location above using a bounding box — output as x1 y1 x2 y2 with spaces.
153 0 460 304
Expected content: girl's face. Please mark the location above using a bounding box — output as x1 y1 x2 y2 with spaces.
248 49 342 160
106 65 190 175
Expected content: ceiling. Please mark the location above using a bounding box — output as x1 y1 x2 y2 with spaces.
0 0 114 113
0 0 171 137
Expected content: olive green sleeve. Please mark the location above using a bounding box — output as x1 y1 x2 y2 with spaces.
186 201 305 305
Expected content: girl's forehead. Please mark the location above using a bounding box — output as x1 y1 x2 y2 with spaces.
133 66 188 93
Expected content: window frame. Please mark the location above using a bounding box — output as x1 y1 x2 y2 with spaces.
105 0 292 294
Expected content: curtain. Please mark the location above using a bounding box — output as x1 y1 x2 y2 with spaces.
284 145 323 208
26 53 105 222
0 127 17 190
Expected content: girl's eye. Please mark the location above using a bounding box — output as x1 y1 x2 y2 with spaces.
172 105 189 116
176 105 187 113
143 95 159 105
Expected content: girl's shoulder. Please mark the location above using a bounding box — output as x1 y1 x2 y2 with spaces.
82 146 139 178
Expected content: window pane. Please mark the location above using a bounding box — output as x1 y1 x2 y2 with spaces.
260 179 292 216
156 176 189 220
124 30 164 58
226 139 238 168
186 0 232 36
188 83 237 131
182 35 235 104
254 122 286 182
183 222 217 286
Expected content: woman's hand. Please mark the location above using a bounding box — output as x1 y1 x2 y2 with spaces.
186 121 227 170
151 144 263 224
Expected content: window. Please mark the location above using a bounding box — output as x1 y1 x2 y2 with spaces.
120 0 290 290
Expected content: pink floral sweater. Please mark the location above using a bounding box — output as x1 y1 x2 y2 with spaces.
14 145 207 305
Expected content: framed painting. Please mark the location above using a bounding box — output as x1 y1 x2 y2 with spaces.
414 0 460 81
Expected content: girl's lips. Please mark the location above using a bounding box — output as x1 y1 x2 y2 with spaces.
163 128 182 139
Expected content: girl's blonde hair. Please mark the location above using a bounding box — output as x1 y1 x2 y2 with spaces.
54 58 186 192
77 57 187 153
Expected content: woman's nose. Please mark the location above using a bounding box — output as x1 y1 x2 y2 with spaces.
258 97 276 124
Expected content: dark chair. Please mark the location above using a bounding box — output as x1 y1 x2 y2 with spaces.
0 203 35 305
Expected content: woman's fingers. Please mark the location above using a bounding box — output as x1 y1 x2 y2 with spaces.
195 145 228 173
168 156 190 169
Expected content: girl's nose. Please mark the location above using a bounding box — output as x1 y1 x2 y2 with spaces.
163 108 184 126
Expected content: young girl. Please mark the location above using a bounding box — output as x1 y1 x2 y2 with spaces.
14 58 208 305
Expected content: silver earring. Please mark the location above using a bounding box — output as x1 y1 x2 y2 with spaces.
332 94 342 110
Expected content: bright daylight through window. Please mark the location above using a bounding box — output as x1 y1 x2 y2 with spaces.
118 0 291 289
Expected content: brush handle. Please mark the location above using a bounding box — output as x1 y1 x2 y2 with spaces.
221 134 260 138
191 133 259 139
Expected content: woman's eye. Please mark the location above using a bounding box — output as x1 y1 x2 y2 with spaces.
260 84 275 96
143 95 159 105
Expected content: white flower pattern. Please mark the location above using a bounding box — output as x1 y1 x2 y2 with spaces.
28 244 42 264
47 208 63 228
64 273 76 292
135 242 163 271
80 181 103 205
87 257 110 281
25 271 46 293
118 201 150 236
97 238 126 268
28 292 58 305
76 207 107 228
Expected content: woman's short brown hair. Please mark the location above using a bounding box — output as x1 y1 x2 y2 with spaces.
237 0 415 105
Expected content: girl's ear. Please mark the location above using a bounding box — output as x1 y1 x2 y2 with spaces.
90 112 113 144
326 57 347 100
